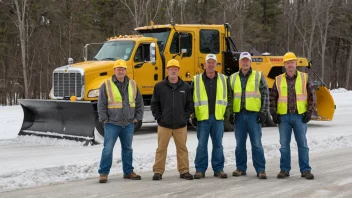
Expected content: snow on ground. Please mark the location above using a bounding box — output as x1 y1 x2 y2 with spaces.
0 88 351 193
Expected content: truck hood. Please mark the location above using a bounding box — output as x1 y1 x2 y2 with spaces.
70 61 114 73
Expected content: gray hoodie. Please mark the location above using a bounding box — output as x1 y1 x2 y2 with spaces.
98 75 144 126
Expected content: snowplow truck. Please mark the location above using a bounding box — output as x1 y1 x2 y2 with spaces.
18 23 335 143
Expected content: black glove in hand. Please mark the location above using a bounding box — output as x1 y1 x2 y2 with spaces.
191 116 198 126
257 112 267 124
303 111 312 123
272 114 280 124
229 114 235 125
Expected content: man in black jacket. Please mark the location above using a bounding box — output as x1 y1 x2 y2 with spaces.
151 59 193 180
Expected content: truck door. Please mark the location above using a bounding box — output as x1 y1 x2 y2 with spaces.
168 32 195 82
132 43 162 95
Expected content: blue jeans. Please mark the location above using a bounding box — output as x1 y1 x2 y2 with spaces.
234 111 266 173
98 123 134 175
195 115 224 173
279 113 311 173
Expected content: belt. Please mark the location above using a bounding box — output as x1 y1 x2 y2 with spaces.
288 109 298 114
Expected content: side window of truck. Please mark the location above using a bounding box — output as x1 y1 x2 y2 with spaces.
134 44 151 62
170 32 192 57
200 29 219 54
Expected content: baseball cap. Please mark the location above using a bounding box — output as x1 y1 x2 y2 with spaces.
205 54 217 62
239 52 252 60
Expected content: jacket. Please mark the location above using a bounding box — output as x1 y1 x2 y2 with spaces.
98 75 144 126
151 77 193 129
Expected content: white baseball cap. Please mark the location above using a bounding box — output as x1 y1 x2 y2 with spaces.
205 54 217 62
239 52 252 60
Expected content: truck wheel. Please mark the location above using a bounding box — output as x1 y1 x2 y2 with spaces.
134 120 142 132
224 119 234 132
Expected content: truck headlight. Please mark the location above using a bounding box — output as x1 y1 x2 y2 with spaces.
88 89 99 98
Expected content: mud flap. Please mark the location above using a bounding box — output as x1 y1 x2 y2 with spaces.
314 86 335 121
18 99 96 143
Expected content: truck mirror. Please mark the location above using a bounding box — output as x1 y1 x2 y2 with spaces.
181 48 187 58
150 42 156 65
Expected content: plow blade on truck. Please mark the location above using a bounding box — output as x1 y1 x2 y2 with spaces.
313 85 335 121
18 99 97 144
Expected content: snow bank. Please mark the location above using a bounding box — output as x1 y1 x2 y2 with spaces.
330 88 348 93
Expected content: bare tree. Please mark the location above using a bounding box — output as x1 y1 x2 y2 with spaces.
121 0 151 27
10 0 29 98
317 0 334 83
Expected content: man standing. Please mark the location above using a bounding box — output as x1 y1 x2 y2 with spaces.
151 59 193 180
97 59 144 183
270 52 315 180
228 52 269 179
227 52 269 179
193 54 228 179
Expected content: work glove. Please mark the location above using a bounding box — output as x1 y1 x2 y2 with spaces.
257 112 267 124
229 114 235 125
302 111 312 123
272 114 280 124
189 114 198 126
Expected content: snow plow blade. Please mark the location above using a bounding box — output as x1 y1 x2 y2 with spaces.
313 86 335 121
18 99 96 143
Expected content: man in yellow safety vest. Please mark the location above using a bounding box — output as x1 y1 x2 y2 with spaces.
97 59 144 183
270 52 316 180
193 54 228 179
227 52 269 179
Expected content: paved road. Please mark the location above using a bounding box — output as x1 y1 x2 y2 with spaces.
2 147 352 198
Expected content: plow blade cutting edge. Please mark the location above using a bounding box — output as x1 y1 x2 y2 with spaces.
18 99 97 143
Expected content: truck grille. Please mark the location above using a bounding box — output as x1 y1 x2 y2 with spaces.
53 72 82 97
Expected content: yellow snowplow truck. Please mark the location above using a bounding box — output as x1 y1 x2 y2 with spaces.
18 23 335 143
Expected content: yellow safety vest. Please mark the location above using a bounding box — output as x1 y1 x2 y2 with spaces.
230 70 262 112
105 79 137 108
276 71 308 114
193 73 227 121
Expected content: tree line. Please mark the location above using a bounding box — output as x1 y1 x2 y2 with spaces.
0 0 351 105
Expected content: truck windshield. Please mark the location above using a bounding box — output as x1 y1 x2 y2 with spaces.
93 41 135 61
138 28 170 52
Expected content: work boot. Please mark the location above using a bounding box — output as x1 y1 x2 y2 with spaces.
99 174 108 183
277 170 290 179
257 171 267 179
152 173 162 180
123 172 142 180
301 171 314 180
180 172 194 180
193 172 205 179
232 169 247 177
214 171 228 179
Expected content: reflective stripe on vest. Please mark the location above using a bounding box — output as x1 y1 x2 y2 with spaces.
230 70 262 112
105 79 137 109
193 73 228 121
276 71 308 114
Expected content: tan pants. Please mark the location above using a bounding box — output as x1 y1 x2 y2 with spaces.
153 125 189 175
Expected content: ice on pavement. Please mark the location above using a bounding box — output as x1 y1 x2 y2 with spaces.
0 88 351 193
